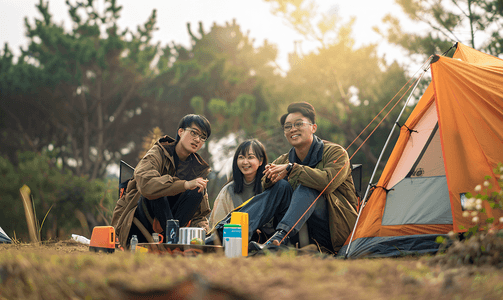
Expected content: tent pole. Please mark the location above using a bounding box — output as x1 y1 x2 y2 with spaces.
363 73 426 205
344 68 429 258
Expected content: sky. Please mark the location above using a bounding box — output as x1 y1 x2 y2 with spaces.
0 0 410 70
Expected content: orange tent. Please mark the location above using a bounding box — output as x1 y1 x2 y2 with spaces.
340 43 503 258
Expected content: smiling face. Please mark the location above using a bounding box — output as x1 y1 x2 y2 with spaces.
283 112 317 148
176 123 206 159
236 147 263 183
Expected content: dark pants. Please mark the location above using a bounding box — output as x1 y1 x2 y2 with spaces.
216 179 292 240
278 184 332 251
217 179 332 251
129 189 204 244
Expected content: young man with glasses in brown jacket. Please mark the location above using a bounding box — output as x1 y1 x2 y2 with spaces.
112 114 212 249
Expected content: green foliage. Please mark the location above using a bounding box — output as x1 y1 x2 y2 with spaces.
0 0 424 222
1 0 161 180
230 94 255 117
149 20 279 143
190 96 205 115
205 95 259 134
0 151 117 241
264 0 354 48
0 44 47 94
376 0 503 59
207 98 228 116
263 0 410 185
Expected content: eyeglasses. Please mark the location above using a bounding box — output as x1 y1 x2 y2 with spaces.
185 128 208 142
283 121 313 132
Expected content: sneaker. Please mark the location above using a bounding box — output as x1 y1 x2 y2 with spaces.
204 232 222 245
249 229 290 251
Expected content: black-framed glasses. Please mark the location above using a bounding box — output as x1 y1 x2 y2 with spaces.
283 121 313 132
185 128 208 142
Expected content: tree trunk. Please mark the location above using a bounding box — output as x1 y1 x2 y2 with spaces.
81 91 90 177
91 72 104 181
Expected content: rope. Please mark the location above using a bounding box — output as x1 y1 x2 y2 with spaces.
342 52 434 155
343 68 422 152
341 73 423 180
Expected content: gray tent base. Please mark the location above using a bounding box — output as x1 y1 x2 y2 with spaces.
338 234 448 258
0 227 12 244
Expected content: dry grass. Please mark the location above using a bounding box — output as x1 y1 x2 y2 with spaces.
1 240 503 300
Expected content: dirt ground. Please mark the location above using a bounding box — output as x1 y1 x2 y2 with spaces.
1 240 503 300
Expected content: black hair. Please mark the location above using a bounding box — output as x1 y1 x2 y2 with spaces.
280 102 316 126
231 139 268 195
176 114 211 142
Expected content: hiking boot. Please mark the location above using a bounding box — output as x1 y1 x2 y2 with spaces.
248 229 290 251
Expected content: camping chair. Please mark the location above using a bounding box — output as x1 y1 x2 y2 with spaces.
119 160 135 198
351 164 362 197
351 164 363 211
0 227 12 244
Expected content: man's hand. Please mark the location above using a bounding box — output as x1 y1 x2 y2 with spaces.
264 163 289 183
184 178 209 193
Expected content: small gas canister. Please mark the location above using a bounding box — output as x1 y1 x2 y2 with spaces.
166 219 179 244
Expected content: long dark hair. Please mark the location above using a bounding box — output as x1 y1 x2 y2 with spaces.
231 139 268 195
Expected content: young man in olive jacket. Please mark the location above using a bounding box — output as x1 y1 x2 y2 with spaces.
209 102 358 254
112 114 212 248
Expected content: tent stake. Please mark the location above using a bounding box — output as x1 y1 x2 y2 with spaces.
344 65 430 258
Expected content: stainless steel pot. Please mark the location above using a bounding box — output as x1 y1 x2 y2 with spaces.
178 227 205 245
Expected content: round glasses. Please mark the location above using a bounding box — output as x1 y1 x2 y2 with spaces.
185 128 208 142
283 121 313 132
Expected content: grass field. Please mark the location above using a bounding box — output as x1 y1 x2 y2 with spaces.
1 239 503 300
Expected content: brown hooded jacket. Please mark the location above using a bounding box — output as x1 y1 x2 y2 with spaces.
111 135 211 247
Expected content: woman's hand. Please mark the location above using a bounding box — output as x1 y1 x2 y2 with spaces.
264 163 289 183
184 178 209 193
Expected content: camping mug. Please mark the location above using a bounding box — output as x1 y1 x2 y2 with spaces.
152 233 163 244
179 227 205 245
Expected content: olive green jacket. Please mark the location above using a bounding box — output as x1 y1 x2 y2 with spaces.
263 140 358 253
111 136 211 247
